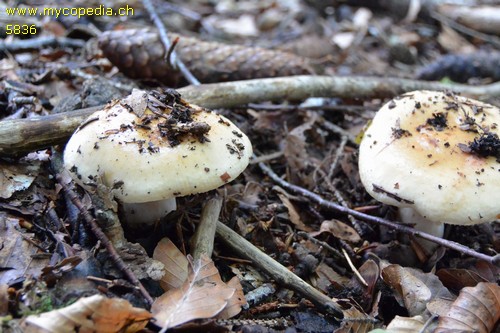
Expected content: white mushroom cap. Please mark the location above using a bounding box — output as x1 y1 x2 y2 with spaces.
359 90 500 225
64 90 252 204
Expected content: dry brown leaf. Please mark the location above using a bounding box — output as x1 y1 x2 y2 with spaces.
153 237 189 291
385 315 426 332
313 262 350 293
21 294 151 333
335 302 375 333
310 219 361 243
239 181 264 206
381 264 453 317
151 254 235 331
0 162 39 199
216 276 247 319
437 24 475 54
0 216 49 285
436 282 500 333
122 88 148 117
473 261 500 283
40 256 83 287
426 297 454 318
283 112 319 186
436 268 488 292
356 259 380 311
277 192 312 232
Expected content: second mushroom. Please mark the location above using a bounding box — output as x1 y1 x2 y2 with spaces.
358 90 500 252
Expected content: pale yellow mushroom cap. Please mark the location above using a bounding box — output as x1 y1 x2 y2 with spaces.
359 90 500 225
64 90 252 203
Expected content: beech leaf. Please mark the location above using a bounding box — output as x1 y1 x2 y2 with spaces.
436 282 500 333
153 237 189 291
20 294 151 333
277 192 311 232
310 219 361 243
216 276 247 319
151 254 236 331
381 264 453 317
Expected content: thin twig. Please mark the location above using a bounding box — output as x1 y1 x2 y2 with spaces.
0 36 86 54
341 248 368 287
250 151 284 164
258 162 500 266
165 36 180 66
141 0 200 85
55 172 154 306
327 135 348 180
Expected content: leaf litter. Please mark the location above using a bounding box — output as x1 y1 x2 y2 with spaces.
1 0 499 332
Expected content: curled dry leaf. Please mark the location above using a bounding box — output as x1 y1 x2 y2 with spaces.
20 294 151 333
436 282 500 333
153 237 189 291
151 254 237 331
282 112 319 186
381 264 453 317
40 256 83 287
355 259 380 311
313 262 350 293
310 219 361 243
277 192 312 232
436 268 488 292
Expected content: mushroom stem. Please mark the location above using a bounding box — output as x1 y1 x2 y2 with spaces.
399 207 444 253
121 198 177 226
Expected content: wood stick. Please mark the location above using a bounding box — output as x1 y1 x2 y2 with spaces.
1 75 500 156
0 106 101 156
215 221 344 317
190 195 222 260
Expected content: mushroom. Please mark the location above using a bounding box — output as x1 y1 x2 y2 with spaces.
64 89 252 227
358 90 500 252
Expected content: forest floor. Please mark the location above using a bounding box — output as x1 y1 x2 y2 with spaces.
0 0 499 332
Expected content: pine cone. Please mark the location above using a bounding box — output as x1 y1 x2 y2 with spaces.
98 29 315 84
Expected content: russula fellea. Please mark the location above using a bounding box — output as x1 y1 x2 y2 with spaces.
64 89 252 226
358 90 500 251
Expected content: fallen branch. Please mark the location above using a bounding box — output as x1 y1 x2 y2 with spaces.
0 106 101 157
215 221 344 317
190 195 222 260
1 75 500 156
258 162 500 266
